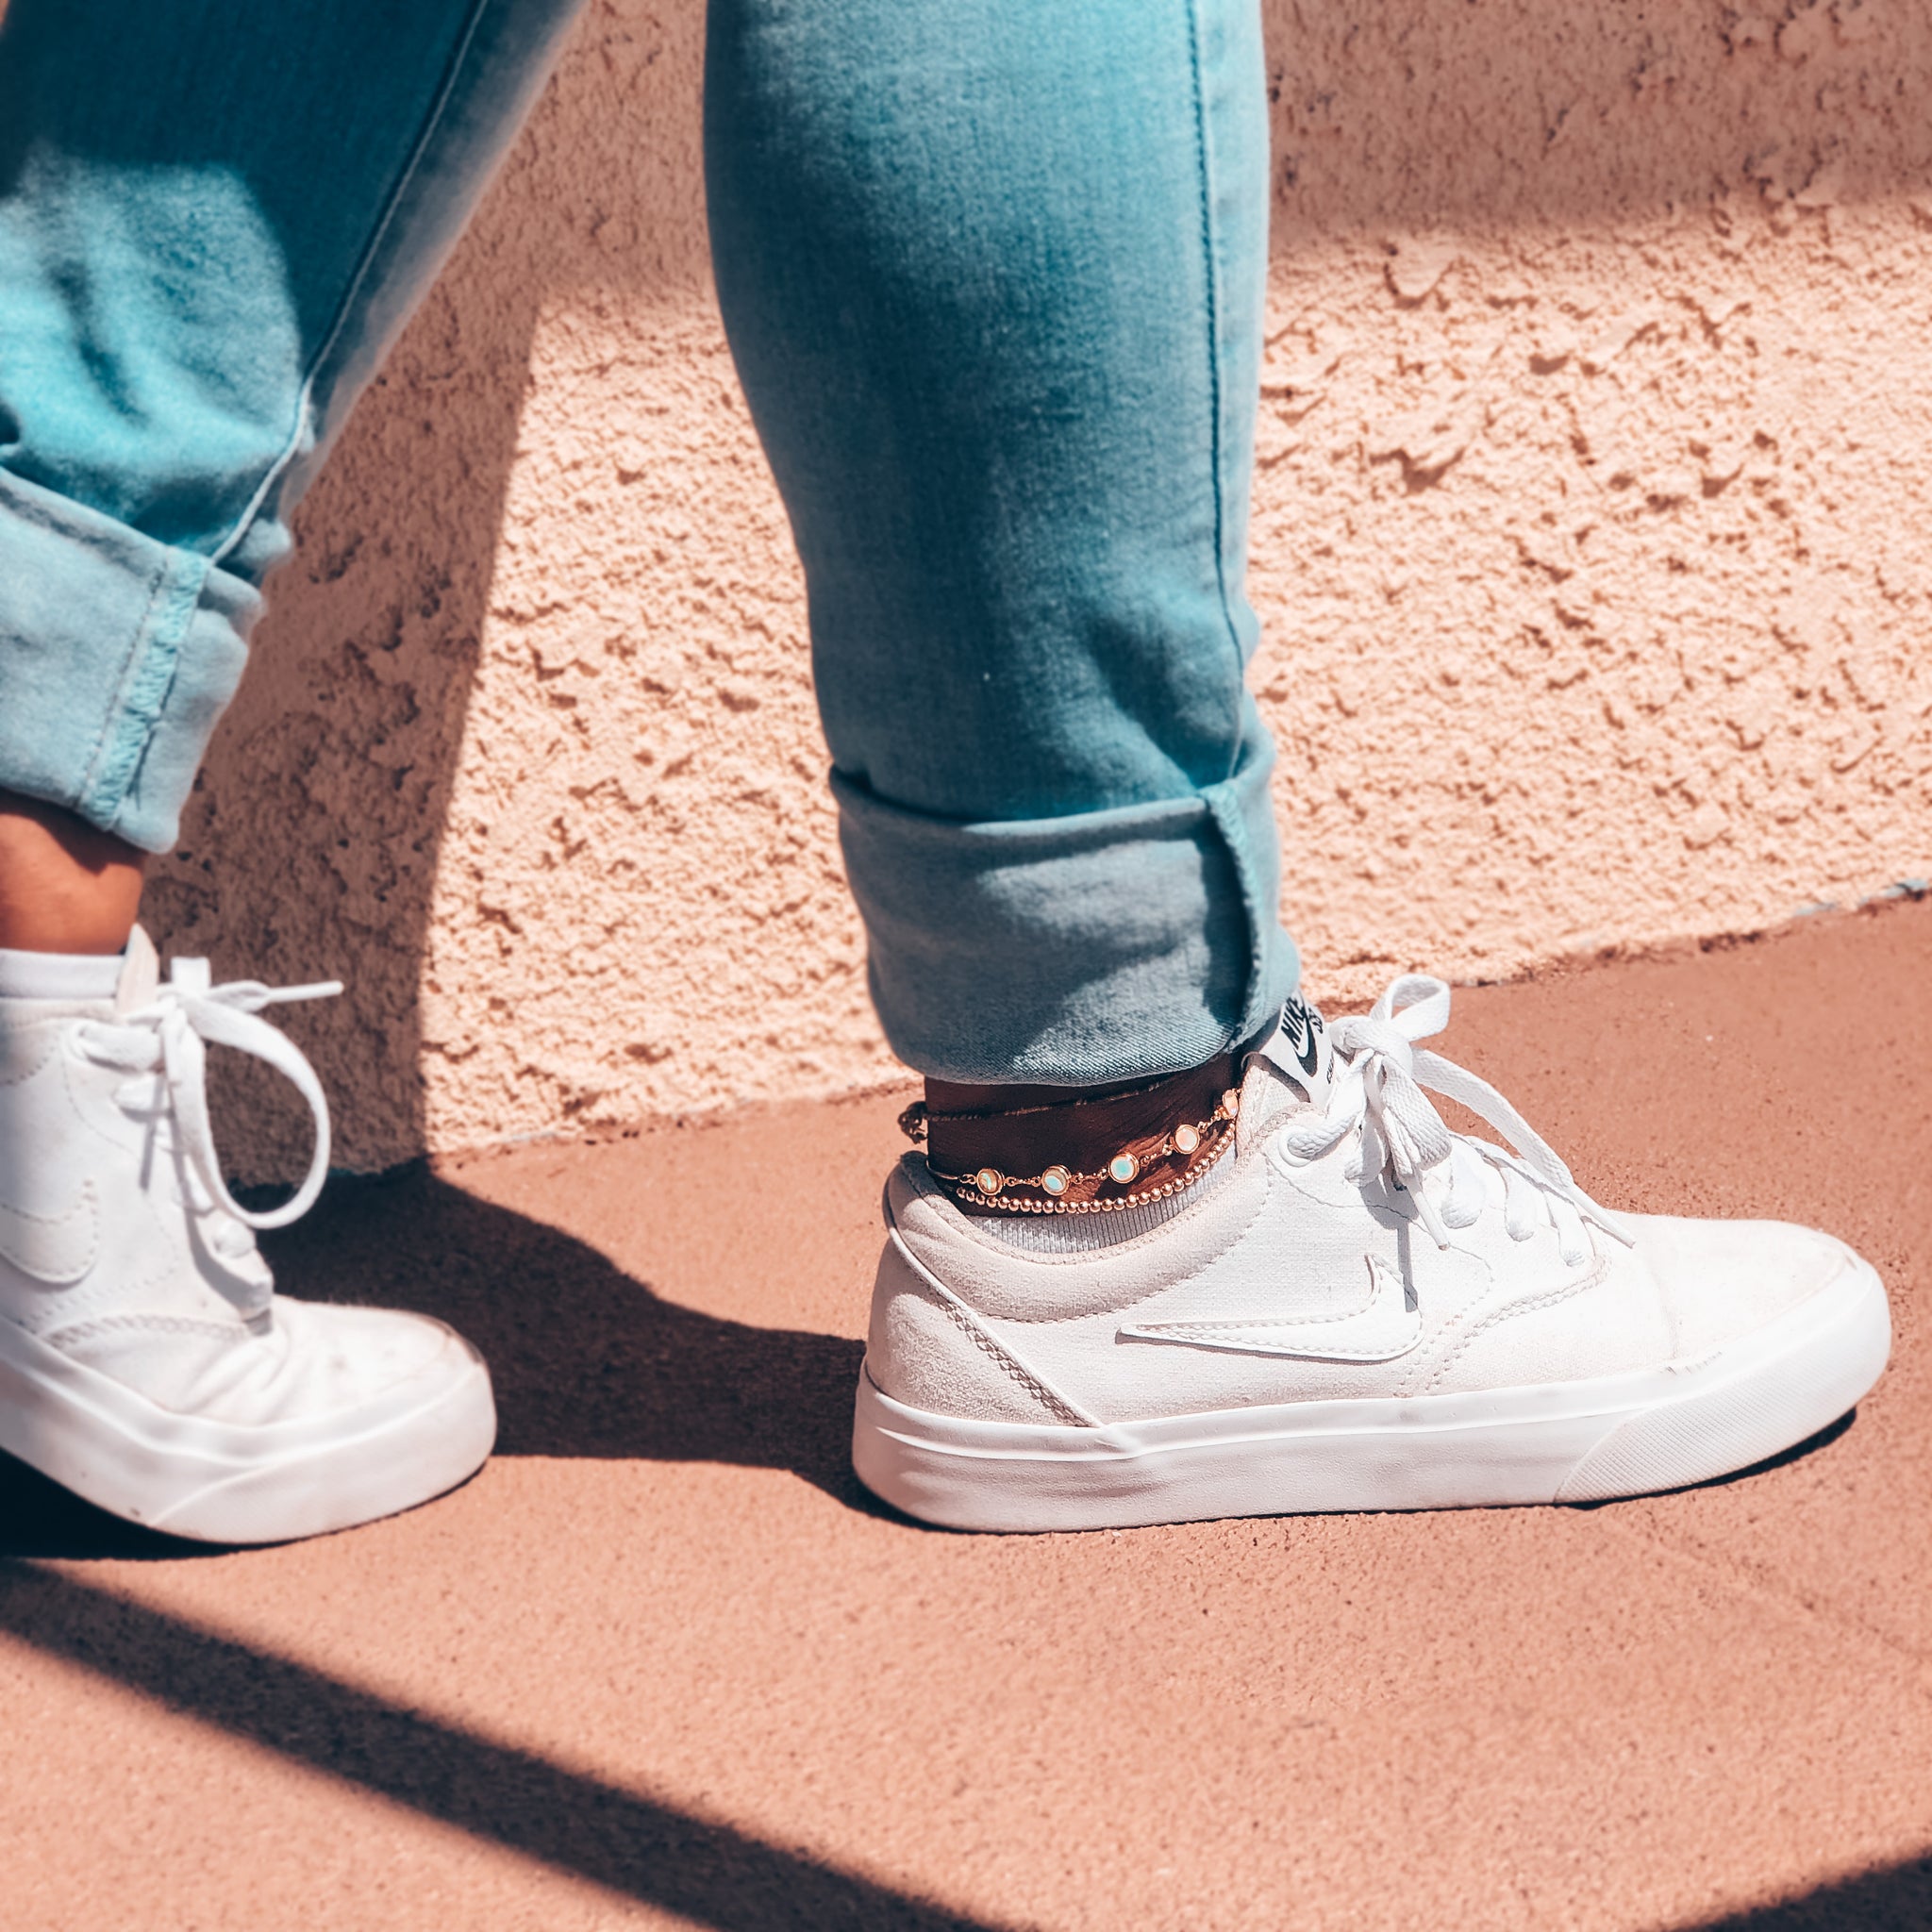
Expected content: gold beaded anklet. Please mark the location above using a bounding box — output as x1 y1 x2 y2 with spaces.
903 1086 1242 1215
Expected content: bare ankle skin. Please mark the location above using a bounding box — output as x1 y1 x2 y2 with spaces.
0 791 146 954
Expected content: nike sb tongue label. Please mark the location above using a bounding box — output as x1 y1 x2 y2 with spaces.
1258 993 1333 1109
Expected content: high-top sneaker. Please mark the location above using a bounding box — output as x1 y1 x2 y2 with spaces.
0 929 493 1541
854 976 1890 1530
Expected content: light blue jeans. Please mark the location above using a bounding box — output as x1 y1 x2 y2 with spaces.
0 0 1297 1084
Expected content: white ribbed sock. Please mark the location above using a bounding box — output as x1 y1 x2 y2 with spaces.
0 944 123 1001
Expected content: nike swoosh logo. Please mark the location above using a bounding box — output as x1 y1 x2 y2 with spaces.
1119 1255 1422 1364
0 1179 99 1287
1272 995 1326 1087
1293 1016 1321 1079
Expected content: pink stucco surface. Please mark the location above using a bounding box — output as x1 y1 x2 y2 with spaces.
142 2 1932 1174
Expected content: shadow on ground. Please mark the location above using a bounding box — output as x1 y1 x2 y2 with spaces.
1688 1860 1932 1932
0 1554 1923 1931
0 1560 1008 1932
0 1163 884 1561
263 1163 876 1490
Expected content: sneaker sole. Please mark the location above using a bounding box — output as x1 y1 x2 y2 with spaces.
0 1318 496 1544
852 1256 1890 1531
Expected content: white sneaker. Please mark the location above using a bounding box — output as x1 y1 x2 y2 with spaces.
0 929 494 1542
853 977 1890 1530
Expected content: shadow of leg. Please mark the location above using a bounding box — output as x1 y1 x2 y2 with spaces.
0 1560 1013 1931
262 1166 880 1504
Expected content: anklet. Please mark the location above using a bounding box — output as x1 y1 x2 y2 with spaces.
901 1082 1241 1214
933 1116 1238 1214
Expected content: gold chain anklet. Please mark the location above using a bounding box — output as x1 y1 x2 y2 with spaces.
913 1086 1241 1214
933 1117 1240 1214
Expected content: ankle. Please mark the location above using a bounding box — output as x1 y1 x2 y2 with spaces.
914 1055 1245 1216
0 792 145 954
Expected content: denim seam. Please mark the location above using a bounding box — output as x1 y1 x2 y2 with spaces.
1185 0 1267 1043
1202 776 1269 1039
92 551 214 836
1182 0 1245 781
206 0 498 572
71 548 172 823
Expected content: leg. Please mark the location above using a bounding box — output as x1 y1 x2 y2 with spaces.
0 0 581 1541
0 793 143 952
705 0 1292 1101
705 1 1890 1529
0 0 582 858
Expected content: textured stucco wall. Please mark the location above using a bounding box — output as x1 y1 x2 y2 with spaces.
146 1 1932 1177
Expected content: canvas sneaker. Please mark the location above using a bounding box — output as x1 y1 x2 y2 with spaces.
853 975 1890 1530
0 928 494 1542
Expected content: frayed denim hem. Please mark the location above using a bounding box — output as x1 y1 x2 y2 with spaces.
0 469 258 854
834 731 1297 1086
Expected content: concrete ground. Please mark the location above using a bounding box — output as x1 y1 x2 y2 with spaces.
3 900 1929 1931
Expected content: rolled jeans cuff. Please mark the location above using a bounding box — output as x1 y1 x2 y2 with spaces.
0 469 258 854
832 735 1299 1085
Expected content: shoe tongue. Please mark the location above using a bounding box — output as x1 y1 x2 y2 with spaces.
114 925 160 1015
1241 992 1336 1138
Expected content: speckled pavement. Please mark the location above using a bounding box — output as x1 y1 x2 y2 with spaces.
3 900 1928 1931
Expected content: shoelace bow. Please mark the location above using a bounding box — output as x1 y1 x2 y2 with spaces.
75 958 342 1234
1275 974 1631 1263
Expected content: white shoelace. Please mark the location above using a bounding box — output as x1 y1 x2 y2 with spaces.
1275 974 1631 1266
75 958 342 1234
